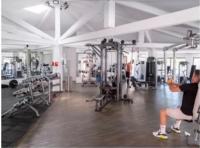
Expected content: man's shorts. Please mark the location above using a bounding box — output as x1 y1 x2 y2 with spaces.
166 108 192 120
126 71 130 78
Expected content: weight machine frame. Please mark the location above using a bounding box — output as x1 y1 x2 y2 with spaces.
86 39 135 111
163 30 200 82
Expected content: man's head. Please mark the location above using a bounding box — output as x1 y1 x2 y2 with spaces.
192 70 200 83
131 59 134 64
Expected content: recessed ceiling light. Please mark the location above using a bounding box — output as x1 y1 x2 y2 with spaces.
24 5 49 14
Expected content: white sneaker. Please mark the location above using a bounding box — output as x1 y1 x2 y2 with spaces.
153 130 168 140
171 125 181 134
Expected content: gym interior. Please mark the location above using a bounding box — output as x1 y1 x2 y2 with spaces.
1 0 200 147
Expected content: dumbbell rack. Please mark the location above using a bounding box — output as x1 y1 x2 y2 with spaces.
2 73 59 118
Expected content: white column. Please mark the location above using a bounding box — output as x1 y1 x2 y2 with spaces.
172 49 176 80
53 4 64 90
55 4 60 42
163 50 167 82
104 0 115 28
53 45 64 90
138 31 145 43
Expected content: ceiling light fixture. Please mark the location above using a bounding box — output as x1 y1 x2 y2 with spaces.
46 0 69 10
24 4 49 14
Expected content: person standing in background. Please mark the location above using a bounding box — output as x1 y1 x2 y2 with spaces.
126 60 134 88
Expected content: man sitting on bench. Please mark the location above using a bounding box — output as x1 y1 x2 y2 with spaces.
153 70 200 139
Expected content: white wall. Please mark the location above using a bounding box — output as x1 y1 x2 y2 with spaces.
64 47 77 81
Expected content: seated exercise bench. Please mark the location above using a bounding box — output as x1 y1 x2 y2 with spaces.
185 106 200 146
86 85 117 112
185 83 200 146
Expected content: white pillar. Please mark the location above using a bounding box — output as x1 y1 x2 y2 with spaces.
26 48 31 77
53 3 64 91
148 48 155 57
55 4 60 42
138 31 145 43
53 45 64 90
104 0 115 28
172 49 176 80
164 50 167 82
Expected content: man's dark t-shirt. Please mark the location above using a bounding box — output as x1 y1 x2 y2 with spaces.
179 83 198 115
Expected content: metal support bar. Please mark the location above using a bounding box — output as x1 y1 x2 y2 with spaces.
172 49 176 80
116 43 121 100
27 104 40 117
163 50 167 82
100 46 104 95
105 49 108 84
26 47 31 78
119 44 123 99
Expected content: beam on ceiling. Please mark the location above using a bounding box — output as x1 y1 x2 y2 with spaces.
2 45 52 51
68 10 95 31
104 0 115 28
2 40 50 46
38 9 51 28
2 31 52 45
61 6 200 44
117 1 165 15
2 24 45 40
31 45 53 50
2 45 25 50
155 29 184 39
3 11 55 41
134 43 173 48
117 1 199 29
2 24 52 44
60 2 103 40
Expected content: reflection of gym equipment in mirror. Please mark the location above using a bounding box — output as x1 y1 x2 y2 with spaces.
2 56 25 88
1 45 52 88
178 61 189 84
2 56 24 79
78 49 98 87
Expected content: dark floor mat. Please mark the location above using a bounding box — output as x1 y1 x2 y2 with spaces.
2 104 49 148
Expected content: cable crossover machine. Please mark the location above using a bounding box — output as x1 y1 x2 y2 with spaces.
86 38 136 111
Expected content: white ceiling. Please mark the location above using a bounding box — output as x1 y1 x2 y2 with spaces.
1 0 200 50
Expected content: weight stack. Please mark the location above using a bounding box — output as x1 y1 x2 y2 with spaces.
146 57 156 87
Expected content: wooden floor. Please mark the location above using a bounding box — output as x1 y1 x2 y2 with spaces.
16 84 195 147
